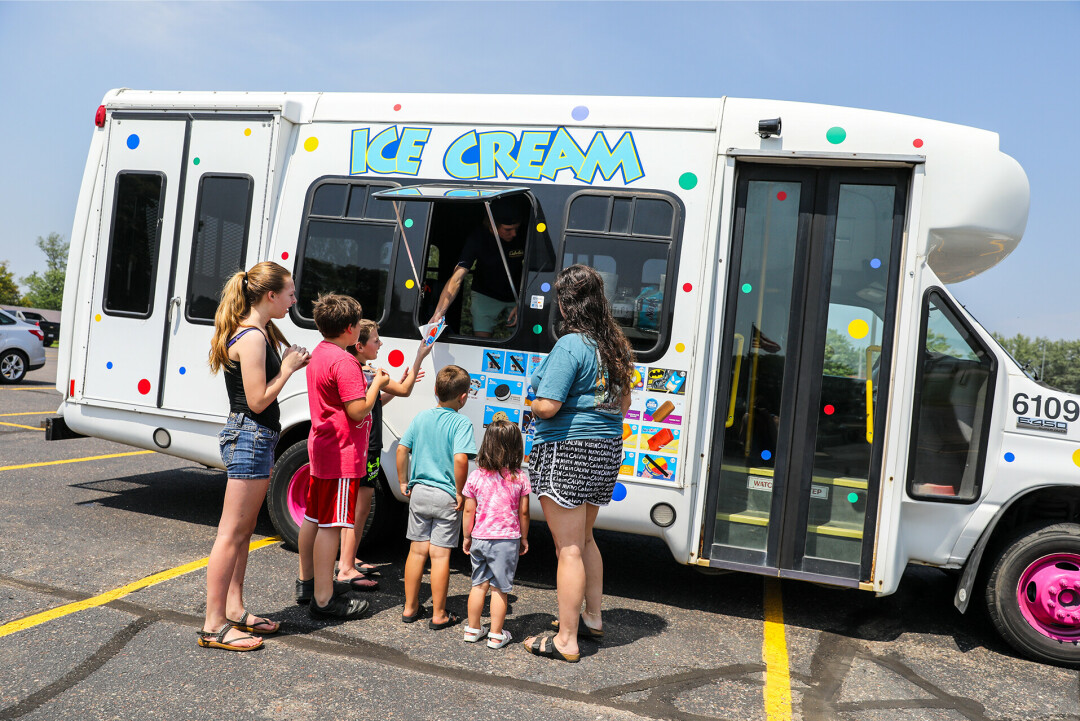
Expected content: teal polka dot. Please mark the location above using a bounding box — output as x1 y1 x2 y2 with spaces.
532 324 543 334
847 492 859 503
404 218 414 228
741 283 752 293
193 157 201 165
826 127 847 145
678 172 698 190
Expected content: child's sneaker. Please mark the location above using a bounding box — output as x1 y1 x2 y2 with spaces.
487 629 512 649
309 594 369 620
463 625 488 643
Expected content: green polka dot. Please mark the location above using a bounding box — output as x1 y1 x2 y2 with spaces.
847 492 859 503
404 219 413 228
193 157 201 165
741 283 752 293
678 172 698 190
826 127 847 145
532 324 543 334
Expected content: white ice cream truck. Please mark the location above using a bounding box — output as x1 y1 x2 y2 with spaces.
49 89 1079 665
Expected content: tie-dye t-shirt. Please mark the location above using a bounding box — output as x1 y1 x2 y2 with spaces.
462 468 532 540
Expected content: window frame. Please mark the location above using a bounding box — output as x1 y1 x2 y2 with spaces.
183 173 255 326
291 176 403 329
102 170 167 319
554 189 683 363
905 287 998 504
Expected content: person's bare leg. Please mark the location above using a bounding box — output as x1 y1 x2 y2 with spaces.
403 540 429 617
582 502 603 631
467 581 489 631
312 527 340 607
224 480 268 622
297 519 317 581
489 588 509 636
338 487 373 580
428 545 453 624
351 486 374 568
531 496 586 656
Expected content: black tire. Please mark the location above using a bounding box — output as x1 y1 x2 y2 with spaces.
985 522 1080 667
0 349 28 384
266 438 404 552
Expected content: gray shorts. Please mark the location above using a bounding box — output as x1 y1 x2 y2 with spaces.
406 483 460 548
469 538 520 593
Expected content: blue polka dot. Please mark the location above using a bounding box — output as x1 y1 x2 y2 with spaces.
571 105 590 121
761 450 772 461
179 366 186 375
611 482 627 502
126 134 140 150
106 361 113 369
541 282 551 292
1004 452 1015 462
870 258 882 269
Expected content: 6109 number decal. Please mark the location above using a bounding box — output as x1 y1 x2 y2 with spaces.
1013 392 1076 433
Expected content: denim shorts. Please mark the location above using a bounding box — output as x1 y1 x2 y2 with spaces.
219 413 279 480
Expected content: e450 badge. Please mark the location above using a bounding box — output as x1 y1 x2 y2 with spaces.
1016 417 1069 433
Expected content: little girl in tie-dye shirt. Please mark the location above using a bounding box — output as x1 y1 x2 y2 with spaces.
461 419 531 649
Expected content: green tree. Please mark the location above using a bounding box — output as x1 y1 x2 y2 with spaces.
823 329 860 377
19 233 68 310
0 260 20 305
993 333 1080 395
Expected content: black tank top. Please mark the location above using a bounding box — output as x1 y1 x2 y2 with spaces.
223 327 282 432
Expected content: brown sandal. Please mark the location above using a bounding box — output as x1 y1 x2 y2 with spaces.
523 632 580 663
197 623 264 652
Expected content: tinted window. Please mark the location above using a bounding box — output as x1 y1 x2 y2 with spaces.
186 176 253 322
0 311 15 326
104 172 165 316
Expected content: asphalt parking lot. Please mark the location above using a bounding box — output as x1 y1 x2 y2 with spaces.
1 349 1078 721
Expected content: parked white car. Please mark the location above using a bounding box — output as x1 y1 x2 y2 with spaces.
0 308 46 383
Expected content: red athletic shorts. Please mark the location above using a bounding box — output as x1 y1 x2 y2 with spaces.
304 476 359 528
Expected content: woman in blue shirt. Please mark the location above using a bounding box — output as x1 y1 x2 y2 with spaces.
523 265 634 662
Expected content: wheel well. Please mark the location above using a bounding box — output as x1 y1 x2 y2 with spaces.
988 486 1080 549
276 421 310 460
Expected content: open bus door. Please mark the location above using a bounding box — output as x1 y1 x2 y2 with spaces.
703 163 911 585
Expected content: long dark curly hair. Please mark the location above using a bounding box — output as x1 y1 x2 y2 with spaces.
554 264 635 397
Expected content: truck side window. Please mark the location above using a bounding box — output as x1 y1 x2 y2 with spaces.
103 172 165 317
908 291 996 502
185 175 253 323
293 179 402 324
560 191 680 357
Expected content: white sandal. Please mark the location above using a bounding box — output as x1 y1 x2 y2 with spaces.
463 625 487 643
487 629 512 649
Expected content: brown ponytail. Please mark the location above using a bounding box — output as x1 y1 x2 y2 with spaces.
208 261 292 374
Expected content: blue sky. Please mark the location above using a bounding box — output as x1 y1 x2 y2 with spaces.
1 1 1077 338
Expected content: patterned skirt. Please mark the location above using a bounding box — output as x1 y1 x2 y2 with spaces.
530 437 622 508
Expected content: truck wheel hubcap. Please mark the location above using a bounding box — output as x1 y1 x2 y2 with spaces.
1017 553 1080 641
286 463 310 528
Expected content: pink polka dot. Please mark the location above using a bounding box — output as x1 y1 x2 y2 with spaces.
281 251 289 260
913 138 924 148
388 349 405 367
138 379 151 395
777 191 787 201
823 404 835 415
393 103 402 111
683 282 693 292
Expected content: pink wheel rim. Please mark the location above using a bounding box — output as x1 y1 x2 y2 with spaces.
1016 552 1080 642
286 463 310 528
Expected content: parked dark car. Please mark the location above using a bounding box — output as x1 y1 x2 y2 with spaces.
7 309 59 346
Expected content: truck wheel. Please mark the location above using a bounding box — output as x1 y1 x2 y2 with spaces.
266 439 399 552
985 522 1080 667
0 349 27 383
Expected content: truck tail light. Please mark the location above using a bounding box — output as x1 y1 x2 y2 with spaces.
95 105 106 128
28 329 44 341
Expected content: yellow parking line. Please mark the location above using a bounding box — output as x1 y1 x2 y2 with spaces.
0 450 154 472
763 578 792 721
0 536 280 638
0 411 54 417
0 421 42 431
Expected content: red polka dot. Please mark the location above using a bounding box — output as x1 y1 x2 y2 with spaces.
777 191 787 201
281 251 289 260
682 282 693 292
388 349 405 367
393 104 402 111
913 138 924 148
823 404 835 415
138 379 151 395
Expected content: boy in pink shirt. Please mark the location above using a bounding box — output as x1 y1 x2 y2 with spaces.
298 294 389 619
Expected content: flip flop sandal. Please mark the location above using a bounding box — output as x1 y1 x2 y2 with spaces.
428 612 461 630
227 611 280 635
354 561 379 575
402 607 427 624
550 615 604 639
523 632 579 663
197 623 263 652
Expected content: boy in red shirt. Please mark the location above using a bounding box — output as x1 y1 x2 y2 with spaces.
298 294 389 618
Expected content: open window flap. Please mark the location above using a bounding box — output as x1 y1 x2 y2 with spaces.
371 184 530 202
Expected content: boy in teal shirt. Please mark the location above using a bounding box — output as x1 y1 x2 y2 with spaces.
396 364 477 629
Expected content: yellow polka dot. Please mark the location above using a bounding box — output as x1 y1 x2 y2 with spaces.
95 314 102 322
1072 449 1080 468
304 137 319 152
405 279 415 289
537 222 547 233
244 128 252 136
848 319 869 340
675 343 685 353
